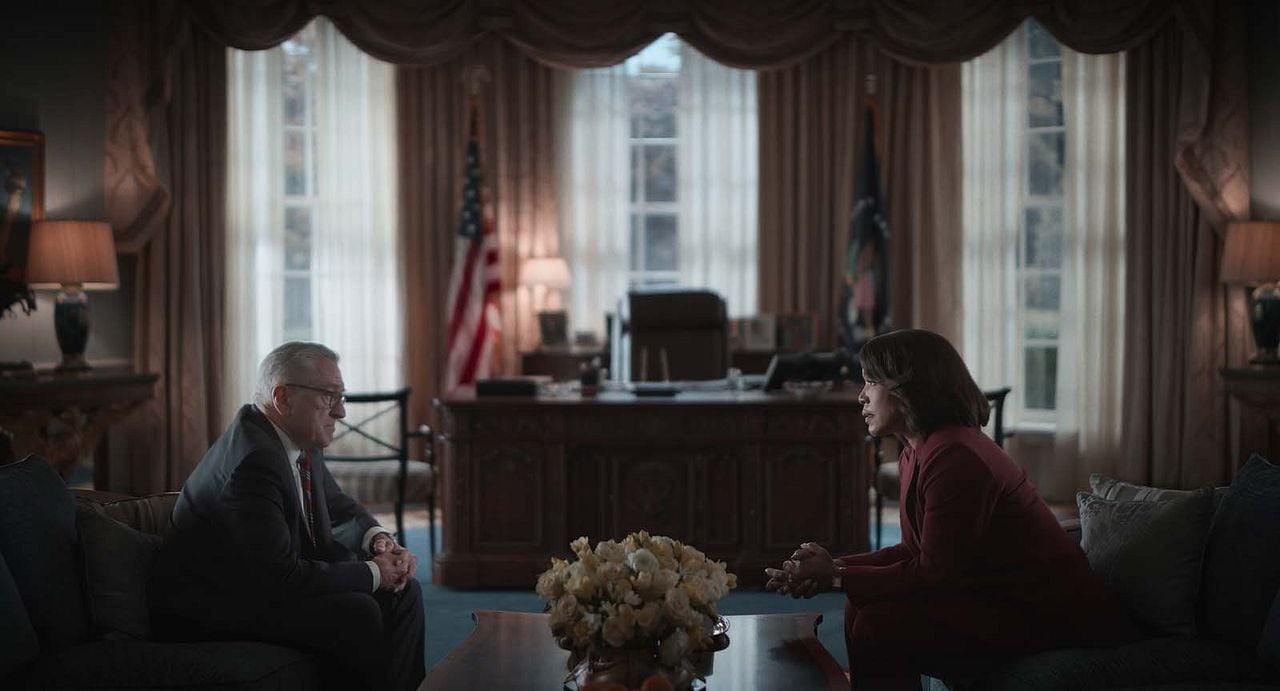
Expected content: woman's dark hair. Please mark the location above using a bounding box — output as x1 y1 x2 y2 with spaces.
859 329 989 439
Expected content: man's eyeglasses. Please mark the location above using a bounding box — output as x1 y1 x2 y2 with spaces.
286 383 347 410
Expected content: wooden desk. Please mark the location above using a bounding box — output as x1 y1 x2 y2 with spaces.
420 610 847 691
1221 366 1280 469
434 387 868 588
0 369 158 488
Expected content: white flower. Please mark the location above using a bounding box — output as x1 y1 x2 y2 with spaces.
596 539 626 563
652 568 679 594
663 586 693 625
550 594 579 628
536 568 564 600
566 561 599 600
627 548 659 574
660 629 689 666
601 603 637 647
634 601 663 635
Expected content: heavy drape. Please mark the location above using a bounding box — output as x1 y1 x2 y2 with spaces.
397 37 558 432
105 1 226 494
1121 12 1251 490
758 39 960 348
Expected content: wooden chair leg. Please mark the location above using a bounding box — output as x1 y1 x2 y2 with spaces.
427 496 437 562
395 500 405 543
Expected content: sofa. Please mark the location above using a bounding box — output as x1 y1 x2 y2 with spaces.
0 454 321 690
941 454 1280 691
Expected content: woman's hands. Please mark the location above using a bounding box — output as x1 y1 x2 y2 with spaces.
764 542 838 598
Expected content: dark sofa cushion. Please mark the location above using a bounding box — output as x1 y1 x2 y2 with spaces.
1077 487 1214 637
75 498 161 640
1090 473 1228 505
1202 454 1280 651
975 637 1280 691
27 639 321 690
0 548 39 676
0 455 90 649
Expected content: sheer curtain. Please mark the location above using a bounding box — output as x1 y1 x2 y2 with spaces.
225 18 401 419
1054 49 1126 487
677 45 758 317
963 24 1126 493
555 65 630 339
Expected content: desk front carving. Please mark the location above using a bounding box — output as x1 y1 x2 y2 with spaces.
434 389 868 588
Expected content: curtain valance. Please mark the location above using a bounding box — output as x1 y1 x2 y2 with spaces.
183 0 1203 69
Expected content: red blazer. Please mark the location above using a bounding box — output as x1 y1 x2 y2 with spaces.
836 425 1133 643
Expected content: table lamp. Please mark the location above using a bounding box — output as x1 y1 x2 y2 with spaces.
25 220 119 371
520 257 572 347
1221 221 1280 364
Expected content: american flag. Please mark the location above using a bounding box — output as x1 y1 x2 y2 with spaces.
444 97 501 391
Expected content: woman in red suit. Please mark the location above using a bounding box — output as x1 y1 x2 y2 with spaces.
766 329 1135 690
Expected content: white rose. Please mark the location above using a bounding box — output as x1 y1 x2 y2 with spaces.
627 548 660 574
634 601 663 634
536 568 564 600
663 586 693 625
566 561 599 600
652 568 679 594
596 540 626 563
601 604 637 647
550 594 579 628
659 629 689 666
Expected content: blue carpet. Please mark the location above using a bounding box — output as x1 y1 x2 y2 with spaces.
402 521 903 671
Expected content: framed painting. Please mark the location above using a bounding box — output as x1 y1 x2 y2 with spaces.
0 129 44 316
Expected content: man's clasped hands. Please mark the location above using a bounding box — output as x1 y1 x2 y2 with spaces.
370 532 418 592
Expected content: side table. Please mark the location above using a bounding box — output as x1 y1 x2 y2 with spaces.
1220 366 1280 470
0 368 159 488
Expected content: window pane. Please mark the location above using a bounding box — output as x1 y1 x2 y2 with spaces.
1024 270 1061 338
1024 346 1058 410
1024 206 1063 268
644 214 678 271
1028 132 1063 197
630 34 682 74
285 207 311 270
285 130 307 196
643 145 677 202
1026 20 1061 59
1024 274 1061 311
1028 62 1062 128
631 76 677 138
631 146 639 203
284 276 312 341
282 49 311 126
629 214 640 271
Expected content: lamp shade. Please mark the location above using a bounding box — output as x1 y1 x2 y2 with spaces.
1221 221 1280 285
519 257 571 289
25 220 119 289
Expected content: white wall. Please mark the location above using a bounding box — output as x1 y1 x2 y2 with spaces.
0 0 132 369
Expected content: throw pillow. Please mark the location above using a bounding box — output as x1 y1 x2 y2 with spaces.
1077 487 1215 637
0 548 39 676
1200 454 1280 650
1089 472 1228 505
75 499 161 640
0 455 91 649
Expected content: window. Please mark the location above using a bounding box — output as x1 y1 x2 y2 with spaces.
225 19 402 416
558 35 758 339
962 20 1125 428
1020 21 1064 413
627 36 681 287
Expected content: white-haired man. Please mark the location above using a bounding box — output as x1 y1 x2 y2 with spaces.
151 342 424 690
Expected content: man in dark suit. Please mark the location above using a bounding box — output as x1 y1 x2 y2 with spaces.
151 342 425 691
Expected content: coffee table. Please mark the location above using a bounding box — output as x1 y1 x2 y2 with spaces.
420 610 847 690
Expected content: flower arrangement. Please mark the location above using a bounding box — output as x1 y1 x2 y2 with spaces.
537 531 737 667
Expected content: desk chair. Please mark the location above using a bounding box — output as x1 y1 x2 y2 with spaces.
324 388 438 559
626 289 730 381
869 387 1012 548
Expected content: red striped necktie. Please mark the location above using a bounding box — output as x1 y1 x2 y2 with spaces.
297 450 316 545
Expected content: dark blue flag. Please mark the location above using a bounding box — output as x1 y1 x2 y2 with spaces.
840 102 890 353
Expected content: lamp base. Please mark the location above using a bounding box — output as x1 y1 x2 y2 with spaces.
54 286 92 372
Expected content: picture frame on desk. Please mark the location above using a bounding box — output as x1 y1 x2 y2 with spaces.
537 310 568 347
777 314 815 352
733 314 776 351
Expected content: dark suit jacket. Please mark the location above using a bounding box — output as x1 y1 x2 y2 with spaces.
154 405 379 600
